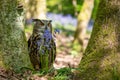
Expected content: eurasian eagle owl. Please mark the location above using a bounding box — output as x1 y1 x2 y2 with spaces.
28 19 56 70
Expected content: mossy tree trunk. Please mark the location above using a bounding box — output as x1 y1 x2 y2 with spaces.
79 0 120 79
74 0 94 51
25 0 46 19
0 0 32 72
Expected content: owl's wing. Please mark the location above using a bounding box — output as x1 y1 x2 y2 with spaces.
52 39 56 57
50 39 56 63
28 35 42 69
28 35 42 53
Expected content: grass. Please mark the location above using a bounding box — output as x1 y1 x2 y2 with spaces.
29 67 80 80
111 67 120 80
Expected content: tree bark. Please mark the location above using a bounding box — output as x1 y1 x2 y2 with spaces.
79 0 120 79
0 0 32 72
25 0 46 19
74 0 94 51
72 0 78 16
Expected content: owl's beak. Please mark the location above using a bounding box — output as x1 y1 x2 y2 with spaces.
45 26 48 30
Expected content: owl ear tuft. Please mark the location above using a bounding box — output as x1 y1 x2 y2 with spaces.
32 19 41 22
49 20 52 23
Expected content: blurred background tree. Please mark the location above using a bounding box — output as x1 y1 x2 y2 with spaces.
73 0 94 52
25 0 46 20
79 0 120 79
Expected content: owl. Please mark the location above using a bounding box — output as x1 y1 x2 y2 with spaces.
28 19 56 71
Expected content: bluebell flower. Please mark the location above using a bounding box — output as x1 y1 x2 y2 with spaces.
37 42 41 50
47 13 77 27
44 44 49 48
42 29 54 51
41 50 45 54
37 40 41 46
43 29 52 43
54 29 60 34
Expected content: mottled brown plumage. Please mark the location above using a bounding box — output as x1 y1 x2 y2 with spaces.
28 19 56 70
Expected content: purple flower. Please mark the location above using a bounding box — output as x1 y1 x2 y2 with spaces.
37 41 41 50
44 44 49 48
42 29 54 50
54 29 60 34
41 50 45 54
47 13 77 27
43 29 52 43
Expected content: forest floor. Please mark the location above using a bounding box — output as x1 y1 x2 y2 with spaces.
0 28 90 80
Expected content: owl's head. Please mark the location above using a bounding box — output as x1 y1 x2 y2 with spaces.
32 19 52 33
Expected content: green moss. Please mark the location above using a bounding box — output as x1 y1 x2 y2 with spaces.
79 0 120 79
0 0 33 72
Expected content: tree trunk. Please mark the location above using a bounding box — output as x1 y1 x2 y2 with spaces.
74 0 94 51
79 0 120 79
72 0 78 16
0 0 32 72
25 0 46 19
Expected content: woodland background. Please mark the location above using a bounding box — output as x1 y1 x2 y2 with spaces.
0 0 120 80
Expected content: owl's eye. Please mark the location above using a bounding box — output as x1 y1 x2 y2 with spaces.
48 22 51 27
39 21 44 26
